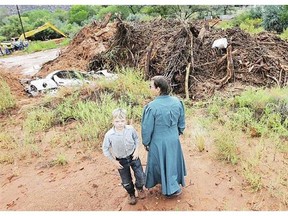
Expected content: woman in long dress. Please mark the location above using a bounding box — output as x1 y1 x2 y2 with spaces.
141 75 186 197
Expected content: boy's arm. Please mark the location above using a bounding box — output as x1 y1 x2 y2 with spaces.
132 127 139 160
102 134 114 161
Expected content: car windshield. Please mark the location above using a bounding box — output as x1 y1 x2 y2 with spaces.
54 70 89 79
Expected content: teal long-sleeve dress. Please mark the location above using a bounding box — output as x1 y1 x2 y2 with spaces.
141 95 186 196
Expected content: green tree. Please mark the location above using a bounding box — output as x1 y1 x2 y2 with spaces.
0 15 23 39
262 5 286 33
211 5 236 16
280 5 288 27
68 5 97 25
169 5 211 20
52 9 69 23
97 5 130 20
248 6 263 19
140 6 173 17
22 9 51 28
126 5 144 15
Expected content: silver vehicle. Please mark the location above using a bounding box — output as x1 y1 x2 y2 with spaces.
23 69 117 96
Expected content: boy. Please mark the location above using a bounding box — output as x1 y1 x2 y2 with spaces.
102 108 146 205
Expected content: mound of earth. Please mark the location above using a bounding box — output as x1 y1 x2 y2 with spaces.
38 22 117 77
0 68 27 99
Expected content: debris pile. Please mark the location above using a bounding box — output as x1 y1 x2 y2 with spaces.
37 19 288 99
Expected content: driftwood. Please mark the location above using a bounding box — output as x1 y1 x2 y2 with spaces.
215 45 234 86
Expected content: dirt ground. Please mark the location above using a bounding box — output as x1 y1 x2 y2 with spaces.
0 51 286 211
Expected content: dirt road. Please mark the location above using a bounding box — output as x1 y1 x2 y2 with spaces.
0 48 60 76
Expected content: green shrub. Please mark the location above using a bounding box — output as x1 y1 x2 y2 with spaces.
55 93 79 124
25 40 58 53
60 38 71 46
50 153 68 166
242 160 262 192
231 87 288 137
23 107 56 133
207 96 227 118
214 129 239 165
97 67 152 113
215 20 234 30
239 18 264 35
0 132 17 150
0 79 16 113
280 28 288 41
230 107 254 130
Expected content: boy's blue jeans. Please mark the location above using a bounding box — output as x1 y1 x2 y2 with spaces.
117 156 145 196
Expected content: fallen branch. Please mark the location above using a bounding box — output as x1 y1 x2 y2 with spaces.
185 63 191 100
265 74 280 86
217 49 238 65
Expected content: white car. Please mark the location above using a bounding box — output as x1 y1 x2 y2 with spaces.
24 69 117 96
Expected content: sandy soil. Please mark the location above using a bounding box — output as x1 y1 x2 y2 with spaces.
0 51 286 211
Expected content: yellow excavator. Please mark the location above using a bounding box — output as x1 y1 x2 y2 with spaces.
18 22 67 41
0 22 67 55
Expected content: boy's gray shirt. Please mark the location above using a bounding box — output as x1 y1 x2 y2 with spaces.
102 125 139 160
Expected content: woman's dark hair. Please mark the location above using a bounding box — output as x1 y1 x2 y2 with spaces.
151 76 170 95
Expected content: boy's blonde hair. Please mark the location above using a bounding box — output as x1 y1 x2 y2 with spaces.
112 108 127 119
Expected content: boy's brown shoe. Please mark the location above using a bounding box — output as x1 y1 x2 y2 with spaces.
128 195 137 205
137 189 146 199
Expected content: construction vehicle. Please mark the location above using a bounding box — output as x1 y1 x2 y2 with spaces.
18 22 67 41
0 22 67 55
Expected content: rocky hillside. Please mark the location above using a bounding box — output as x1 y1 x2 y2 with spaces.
0 5 71 15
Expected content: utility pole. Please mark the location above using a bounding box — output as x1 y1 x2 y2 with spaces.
16 5 26 40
